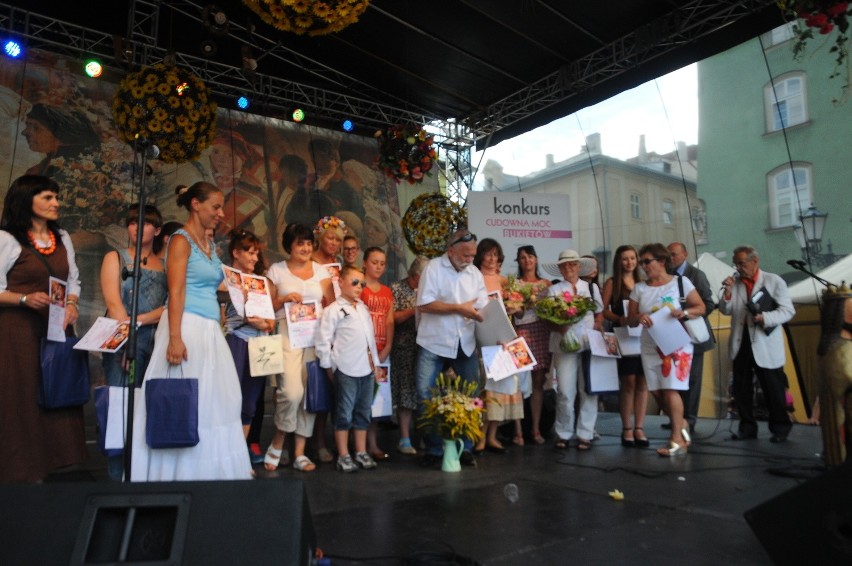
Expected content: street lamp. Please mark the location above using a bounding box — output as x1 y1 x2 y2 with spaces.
793 203 832 267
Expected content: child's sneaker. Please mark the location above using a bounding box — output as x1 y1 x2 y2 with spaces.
354 451 377 470
336 454 357 473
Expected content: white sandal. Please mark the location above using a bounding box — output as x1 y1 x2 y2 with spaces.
263 446 289 471
293 455 316 472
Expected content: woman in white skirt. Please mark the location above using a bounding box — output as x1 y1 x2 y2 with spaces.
130 182 252 481
628 243 705 457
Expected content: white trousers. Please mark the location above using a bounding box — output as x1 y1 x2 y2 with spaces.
552 351 598 442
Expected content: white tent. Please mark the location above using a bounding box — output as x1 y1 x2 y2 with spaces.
695 252 734 304
787 254 852 304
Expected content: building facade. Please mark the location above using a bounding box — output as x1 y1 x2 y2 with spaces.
481 134 701 277
697 23 851 274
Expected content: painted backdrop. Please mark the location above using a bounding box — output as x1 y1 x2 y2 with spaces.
0 49 419 334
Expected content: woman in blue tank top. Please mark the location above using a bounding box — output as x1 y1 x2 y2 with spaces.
130 182 252 481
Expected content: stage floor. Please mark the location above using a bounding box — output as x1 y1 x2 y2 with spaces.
58 408 827 565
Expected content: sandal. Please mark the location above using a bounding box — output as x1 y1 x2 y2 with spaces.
263 445 289 471
369 450 389 461
513 434 525 447
554 439 569 450
317 447 333 463
576 439 592 451
621 428 635 447
292 455 316 472
634 427 650 448
681 428 692 447
657 441 687 457
533 433 546 445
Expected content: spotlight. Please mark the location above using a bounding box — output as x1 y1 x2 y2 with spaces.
84 59 103 78
241 45 257 72
342 119 354 132
200 39 217 58
3 40 23 59
203 4 230 36
292 108 305 123
237 96 250 109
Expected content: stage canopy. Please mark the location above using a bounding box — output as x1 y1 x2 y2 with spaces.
2 1 784 147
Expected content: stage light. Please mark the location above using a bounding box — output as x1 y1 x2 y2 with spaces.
292 108 305 122
237 96 250 109
84 59 103 78
4 40 23 59
342 119 354 132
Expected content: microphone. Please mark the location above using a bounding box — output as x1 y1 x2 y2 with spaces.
134 134 160 160
720 271 738 292
787 259 806 269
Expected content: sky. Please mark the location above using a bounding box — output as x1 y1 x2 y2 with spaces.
471 63 698 183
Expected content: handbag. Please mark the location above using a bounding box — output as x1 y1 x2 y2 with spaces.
39 337 90 409
677 276 714 346
248 334 285 377
94 385 126 456
304 359 333 413
145 367 199 449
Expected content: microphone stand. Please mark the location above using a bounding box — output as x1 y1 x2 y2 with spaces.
122 139 158 481
787 261 836 288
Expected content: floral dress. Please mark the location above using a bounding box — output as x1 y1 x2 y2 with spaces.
390 279 419 411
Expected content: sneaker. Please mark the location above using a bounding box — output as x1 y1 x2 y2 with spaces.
336 454 357 473
397 439 417 455
354 451 377 470
248 443 264 465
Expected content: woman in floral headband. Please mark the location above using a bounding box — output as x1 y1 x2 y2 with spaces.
310 215 347 463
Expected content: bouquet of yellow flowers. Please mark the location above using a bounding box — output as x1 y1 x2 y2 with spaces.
418 373 484 442
535 290 598 353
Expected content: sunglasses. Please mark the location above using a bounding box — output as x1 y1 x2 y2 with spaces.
448 232 477 247
638 258 659 266
349 278 367 288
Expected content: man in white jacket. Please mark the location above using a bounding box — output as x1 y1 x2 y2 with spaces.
719 245 795 443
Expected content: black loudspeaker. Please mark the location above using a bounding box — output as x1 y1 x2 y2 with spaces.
0 479 315 565
744 460 852 565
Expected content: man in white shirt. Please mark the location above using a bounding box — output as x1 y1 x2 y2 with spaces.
415 229 488 468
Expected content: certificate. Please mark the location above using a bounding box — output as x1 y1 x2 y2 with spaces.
74 317 131 353
222 265 246 316
647 308 691 356
588 331 621 358
371 362 392 418
475 296 516 346
285 300 319 349
482 337 537 381
46 276 67 342
243 274 275 319
322 262 341 299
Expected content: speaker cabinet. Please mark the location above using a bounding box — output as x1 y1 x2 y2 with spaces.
744 461 852 564
0 479 315 565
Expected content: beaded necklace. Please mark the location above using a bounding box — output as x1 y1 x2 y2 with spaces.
27 230 57 256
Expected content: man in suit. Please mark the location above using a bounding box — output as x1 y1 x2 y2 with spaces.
666 242 715 434
719 245 796 443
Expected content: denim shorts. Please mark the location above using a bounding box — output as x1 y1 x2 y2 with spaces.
334 369 373 430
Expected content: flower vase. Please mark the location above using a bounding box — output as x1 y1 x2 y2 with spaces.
441 438 464 472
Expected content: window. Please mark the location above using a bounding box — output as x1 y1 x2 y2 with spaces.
662 200 674 225
765 73 807 132
762 23 795 48
767 164 812 228
630 193 641 220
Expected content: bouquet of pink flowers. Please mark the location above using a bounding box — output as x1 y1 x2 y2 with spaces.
535 290 598 352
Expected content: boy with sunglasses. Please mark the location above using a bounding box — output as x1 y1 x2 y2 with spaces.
316 265 382 472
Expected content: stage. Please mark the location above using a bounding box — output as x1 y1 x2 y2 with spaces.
52 409 829 565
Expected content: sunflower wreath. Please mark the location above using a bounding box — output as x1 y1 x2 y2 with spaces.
243 0 370 36
112 63 217 164
401 192 467 258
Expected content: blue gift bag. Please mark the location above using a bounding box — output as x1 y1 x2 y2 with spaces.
39 337 90 409
145 373 199 449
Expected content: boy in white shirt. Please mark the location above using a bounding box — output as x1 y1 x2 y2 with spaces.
316 265 382 472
